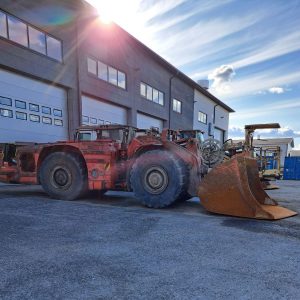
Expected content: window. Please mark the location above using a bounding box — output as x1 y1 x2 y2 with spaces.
158 92 164 106
108 66 118 85
1 10 63 62
42 116 52 124
82 115 89 124
29 114 40 122
98 61 108 81
16 111 27 120
53 109 62 117
0 108 13 118
153 89 159 103
42 106 51 115
146 86 153 100
15 100 26 109
90 117 97 124
7 15 28 47
87 57 126 89
87 57 97 75
140 82 164 106
0 11 7 38
198 111 207 124
29 103 39 112
140 83 146 97
98 119 104 125
173 99 182 113
54 119 63 126
46 35 62 62
0 96 12 106
28 26 46 54
117 71 126 89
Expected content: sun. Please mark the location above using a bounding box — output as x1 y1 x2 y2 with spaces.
85 0 140 27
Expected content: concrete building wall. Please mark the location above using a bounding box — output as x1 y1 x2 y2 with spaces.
77 16 194 129
0 0 82 135
0 0 231 142
193 90 229 141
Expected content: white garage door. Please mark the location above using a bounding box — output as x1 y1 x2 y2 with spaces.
137 112 164 131
0 69 68 143
214 127 225 143
82 95 127 125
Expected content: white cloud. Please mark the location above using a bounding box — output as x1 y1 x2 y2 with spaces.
228 125 300 139
208 65 235 94
187 20 300 83
268 87 285 94
153 11 267 67
229 97 300 125
216 69 300 100
231 31 300 70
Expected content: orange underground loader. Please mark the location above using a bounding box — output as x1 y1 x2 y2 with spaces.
0 125 297 220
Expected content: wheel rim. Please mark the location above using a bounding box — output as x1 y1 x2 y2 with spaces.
50 166 72 190
143 166 168 194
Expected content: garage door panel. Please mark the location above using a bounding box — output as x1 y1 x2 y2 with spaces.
137 113 163 131
0 69 68 143
82 95 127 125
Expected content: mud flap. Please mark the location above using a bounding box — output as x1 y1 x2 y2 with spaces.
198 156 297 220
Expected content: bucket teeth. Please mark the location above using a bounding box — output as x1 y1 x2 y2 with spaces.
198 156 297 220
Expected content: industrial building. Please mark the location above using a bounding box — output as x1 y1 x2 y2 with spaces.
0 0 233 143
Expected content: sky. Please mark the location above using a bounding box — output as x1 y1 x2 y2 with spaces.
86 0 300 149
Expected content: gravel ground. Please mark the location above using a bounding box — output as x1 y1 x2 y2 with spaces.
0 180 299 300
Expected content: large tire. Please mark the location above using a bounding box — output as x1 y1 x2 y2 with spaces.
39 152 87 200
130 150 187 208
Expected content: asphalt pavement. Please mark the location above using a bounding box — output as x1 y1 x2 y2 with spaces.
0 180 300 299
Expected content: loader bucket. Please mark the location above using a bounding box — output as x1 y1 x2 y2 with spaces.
261 180 279 190
198 156 297 220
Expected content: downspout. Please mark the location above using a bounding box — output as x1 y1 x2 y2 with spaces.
168 72 179 128
75 13 82 132
213 104 219 125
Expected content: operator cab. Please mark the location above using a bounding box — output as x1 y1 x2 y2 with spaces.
179 130 205 144
75 125 137 144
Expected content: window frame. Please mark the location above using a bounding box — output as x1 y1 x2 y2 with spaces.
198 111 207 124
42 106 51 115
54 119 63 126
140 82 146 97
29 103 39 112
28 25 46 55
87 56 127 90
82 115 89 124
117 70 126 89
7 14 28 47
0 10 8 38
29 114 40 123
45 35 63 62
42 116 52 125
90 117 97 125
0 96 12 106
140 82 164 106
0 9 63 63
15 99 26 109
108 66 118 86
172 98 182 114
87 57 97 76
0 108 13 118
16 111 27 120
53 109 62 117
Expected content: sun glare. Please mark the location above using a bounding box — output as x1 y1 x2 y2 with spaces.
85 0 154 49
86 0 140 28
